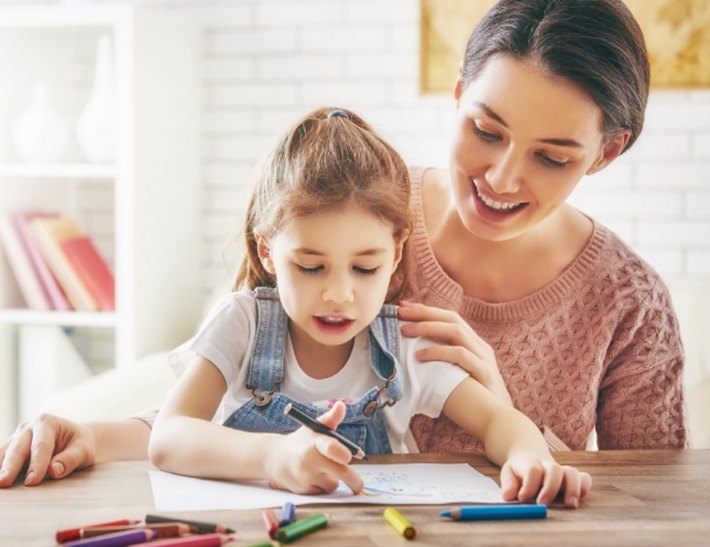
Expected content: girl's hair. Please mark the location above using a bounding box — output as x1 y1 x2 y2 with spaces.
461 0 650 153
234 107 412 303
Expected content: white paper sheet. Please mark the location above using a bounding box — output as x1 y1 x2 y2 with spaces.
149 463 502 511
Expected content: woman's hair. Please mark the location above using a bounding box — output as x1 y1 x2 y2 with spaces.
234 107 412 303
461 0 650 153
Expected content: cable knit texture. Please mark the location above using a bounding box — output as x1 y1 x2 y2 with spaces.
407 167 689 452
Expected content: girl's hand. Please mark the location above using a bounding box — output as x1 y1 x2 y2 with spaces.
264 401 364 495
500 454 592 508
398 301 513 405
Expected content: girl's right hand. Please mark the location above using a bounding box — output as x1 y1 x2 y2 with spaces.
264 401 363 495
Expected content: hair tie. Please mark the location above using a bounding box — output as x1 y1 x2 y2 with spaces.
327 109 349 120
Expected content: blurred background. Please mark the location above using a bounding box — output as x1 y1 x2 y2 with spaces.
0 0 708 447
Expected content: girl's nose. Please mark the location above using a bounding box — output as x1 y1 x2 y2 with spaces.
323 276 354 304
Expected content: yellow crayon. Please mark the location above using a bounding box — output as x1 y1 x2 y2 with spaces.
383 507 416 540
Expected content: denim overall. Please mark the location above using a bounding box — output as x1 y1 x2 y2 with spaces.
222 287 403 455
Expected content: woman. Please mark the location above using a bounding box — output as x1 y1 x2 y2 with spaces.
0 0 687 488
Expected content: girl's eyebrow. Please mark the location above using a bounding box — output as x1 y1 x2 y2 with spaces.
294 247 388 256
474 101 583 148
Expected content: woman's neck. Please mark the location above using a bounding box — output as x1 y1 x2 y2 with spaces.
287 321 355 379
424 170 592 302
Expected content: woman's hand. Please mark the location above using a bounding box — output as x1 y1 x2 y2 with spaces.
500 454 592 508
0 414 97 487
398 301 513 405
264 401 363 495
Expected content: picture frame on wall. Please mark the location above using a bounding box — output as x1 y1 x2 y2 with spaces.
419 0 710 94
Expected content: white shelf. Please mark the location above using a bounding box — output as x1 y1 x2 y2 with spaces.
0 163 116 179
0 309 117 328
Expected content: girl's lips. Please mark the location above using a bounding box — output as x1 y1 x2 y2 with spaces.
313 316 355 334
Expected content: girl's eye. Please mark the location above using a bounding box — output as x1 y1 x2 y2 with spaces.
297 264 323 275
537 153 568 169
354 266 379 275
473 124 501 143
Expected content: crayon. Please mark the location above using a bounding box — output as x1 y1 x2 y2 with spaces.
56 520 141 543
383 507 416 540
284 403 366 459
261 508 279 539
275 513 329 544
145 515 235 534
63 528 157 547
132 533 234 546
82 523 190 538
279 502 296 526
440 504 548 521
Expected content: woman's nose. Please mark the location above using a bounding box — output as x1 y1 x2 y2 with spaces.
486 149 523 194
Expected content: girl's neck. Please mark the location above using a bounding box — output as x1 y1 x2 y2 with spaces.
287 321 356 379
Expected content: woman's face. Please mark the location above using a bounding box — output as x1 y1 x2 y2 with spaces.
450 54 625 242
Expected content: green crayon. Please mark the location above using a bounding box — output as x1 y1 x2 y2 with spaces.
275 513 328 543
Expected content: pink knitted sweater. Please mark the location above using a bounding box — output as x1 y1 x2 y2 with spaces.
407 167 688 452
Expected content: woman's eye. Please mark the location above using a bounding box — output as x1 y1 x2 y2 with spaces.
354 266 379 275
537 153 568 169
297 264 323 275
474 124 501 143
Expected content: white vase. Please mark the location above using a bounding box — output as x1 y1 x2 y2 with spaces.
77 34 116 163
12 83 70 164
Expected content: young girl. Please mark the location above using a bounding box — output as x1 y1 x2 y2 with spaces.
149 107 590 507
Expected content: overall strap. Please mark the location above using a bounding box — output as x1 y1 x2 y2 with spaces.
246 286 288 406
365 304 404 414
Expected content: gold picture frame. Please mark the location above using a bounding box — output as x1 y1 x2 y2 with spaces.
420 0 710 94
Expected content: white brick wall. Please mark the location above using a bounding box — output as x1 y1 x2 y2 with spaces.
19 0 709 291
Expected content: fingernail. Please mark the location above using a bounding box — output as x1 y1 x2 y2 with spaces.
51 462 65 477
400 324 412 333
569 495 578 508
23 470 35 485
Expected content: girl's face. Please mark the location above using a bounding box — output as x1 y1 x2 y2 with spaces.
258 200 404 350
450 54 628 242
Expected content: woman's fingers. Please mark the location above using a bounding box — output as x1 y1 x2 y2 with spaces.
0 425 32 487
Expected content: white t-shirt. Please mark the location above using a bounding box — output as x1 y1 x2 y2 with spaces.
168 291 469 453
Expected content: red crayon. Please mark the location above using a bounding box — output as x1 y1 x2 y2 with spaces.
64 528 157 547
83 523 191 539
56 520 142 543
261 508 279 539
134 533 235 546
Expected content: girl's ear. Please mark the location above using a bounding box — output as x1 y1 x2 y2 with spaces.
392 230 410 271
255 234 275 274
586 129 631 175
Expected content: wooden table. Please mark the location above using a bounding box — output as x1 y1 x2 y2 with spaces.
2 450 709 546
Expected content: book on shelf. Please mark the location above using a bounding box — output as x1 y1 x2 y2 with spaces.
61 236 115 311
30 216 99 312
0 213 52 310
13 212 72 311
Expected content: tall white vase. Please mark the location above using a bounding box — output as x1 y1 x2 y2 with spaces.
12 83 70 164
77 34 116 163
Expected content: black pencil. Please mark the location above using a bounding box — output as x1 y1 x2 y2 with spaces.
284 403 366 460
145 514 235 534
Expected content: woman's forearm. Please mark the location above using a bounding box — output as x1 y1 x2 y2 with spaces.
92 419 152 463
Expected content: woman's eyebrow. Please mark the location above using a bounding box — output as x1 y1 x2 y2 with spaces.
475 101 583 148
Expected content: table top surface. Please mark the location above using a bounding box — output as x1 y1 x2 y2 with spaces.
2 450 709 546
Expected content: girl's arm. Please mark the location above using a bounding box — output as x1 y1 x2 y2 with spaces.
149 356 363 494
443 377 591 508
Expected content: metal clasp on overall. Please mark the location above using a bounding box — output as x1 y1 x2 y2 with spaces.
363 374 397 417
249 384 279 407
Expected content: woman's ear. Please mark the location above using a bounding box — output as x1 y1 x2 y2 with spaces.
453 61 464 106
255 235 275 274
586 130 631 175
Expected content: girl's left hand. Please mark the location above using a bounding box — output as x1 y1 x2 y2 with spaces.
500 454 592 508
398 301 513 406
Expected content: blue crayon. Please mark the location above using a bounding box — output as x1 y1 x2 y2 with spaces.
279 502 296 526
440 504 547 521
